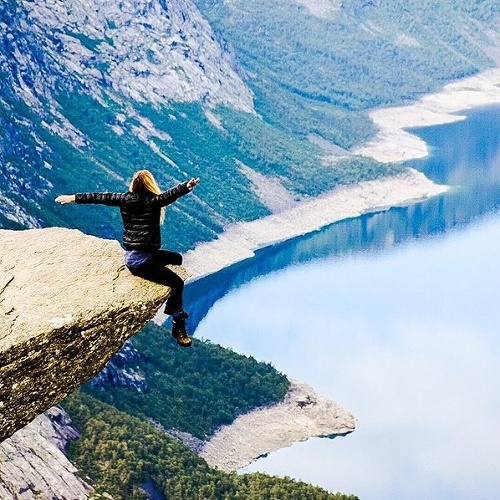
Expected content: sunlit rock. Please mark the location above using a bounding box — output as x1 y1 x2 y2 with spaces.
0 407 92 499
0 227 187 442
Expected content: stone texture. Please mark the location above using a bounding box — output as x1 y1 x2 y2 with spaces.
199 379 356 472
89 339 147 393
0 227 188 443
19 0 254 112
0 407 92 499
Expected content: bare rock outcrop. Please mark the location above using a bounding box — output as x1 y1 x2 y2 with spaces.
0 406 92 499
18 0 254 112
0 227 188 443
200 379 356 472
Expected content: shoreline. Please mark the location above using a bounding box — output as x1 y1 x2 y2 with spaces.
183 168 448 281
185 68 500 281
199 379 356 472
353 68 500 163
186 68 500 471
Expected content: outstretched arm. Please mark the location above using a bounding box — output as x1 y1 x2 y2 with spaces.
155 178 200 206
55 195 76 204
56 193 124 206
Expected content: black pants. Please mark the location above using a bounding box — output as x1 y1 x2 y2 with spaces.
127 250 184 313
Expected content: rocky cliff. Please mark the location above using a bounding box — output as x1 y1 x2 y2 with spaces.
0 406 92 499
10 0 254 113
0 0 256 233
0 227 188 442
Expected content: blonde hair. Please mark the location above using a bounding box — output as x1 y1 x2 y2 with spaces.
129 170 166 223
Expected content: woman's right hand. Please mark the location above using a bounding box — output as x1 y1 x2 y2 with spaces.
55 195 76 204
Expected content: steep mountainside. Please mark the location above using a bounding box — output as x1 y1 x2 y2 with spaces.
1 0 403 250
0 0 257 246
193 0 499 148
19 0 254 110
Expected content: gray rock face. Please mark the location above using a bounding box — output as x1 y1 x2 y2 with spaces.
90 339 147 393
19 0 254 112
0 407 92 499
0 0 255 228
0 227 188 442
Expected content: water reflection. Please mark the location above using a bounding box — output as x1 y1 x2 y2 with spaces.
186 106 500 330
228 216 500 499
186 105 500 498
228 214 500 499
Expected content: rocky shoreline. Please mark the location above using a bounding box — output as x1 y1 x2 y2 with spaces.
183 167 448 281
354 68 500 163
199 379 356 472
185 69 500 282
189 68 500 471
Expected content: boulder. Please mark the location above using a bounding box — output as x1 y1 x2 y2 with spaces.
0 227 188 442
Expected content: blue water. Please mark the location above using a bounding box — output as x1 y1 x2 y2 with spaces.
186 105 500 499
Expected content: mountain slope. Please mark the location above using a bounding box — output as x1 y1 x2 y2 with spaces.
1 0 401 250
193 0 499 148
0 0 256 246
20 0 254 111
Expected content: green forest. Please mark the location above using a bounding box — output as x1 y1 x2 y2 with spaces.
62 322 358 498
81 323 290 439
193 0 498 149
64 392 358 499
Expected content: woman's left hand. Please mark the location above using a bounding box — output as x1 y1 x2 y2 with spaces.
186 178 200 190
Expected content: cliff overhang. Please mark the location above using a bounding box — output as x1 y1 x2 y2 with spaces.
0 227 187 442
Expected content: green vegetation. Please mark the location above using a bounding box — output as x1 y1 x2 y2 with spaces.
218 107 402 195
2 0 497 251
0 85 399 251
48 91 271 250
193 0 498 148
63 392 358 500
83 323 290 439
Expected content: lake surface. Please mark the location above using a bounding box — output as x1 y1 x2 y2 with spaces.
185 105 500 499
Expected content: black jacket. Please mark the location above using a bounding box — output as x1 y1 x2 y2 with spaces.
75 182 190 251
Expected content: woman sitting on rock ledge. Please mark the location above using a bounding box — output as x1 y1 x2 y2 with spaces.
55 170 200 347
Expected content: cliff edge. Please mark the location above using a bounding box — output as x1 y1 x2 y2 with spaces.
0 227 188 442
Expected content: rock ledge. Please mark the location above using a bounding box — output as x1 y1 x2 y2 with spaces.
0 227 187 442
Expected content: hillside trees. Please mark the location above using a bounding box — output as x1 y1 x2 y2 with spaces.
83 323 290 439
193 0 498 149
63 392 358 499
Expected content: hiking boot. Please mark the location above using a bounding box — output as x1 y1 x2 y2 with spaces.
171 312 192 348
